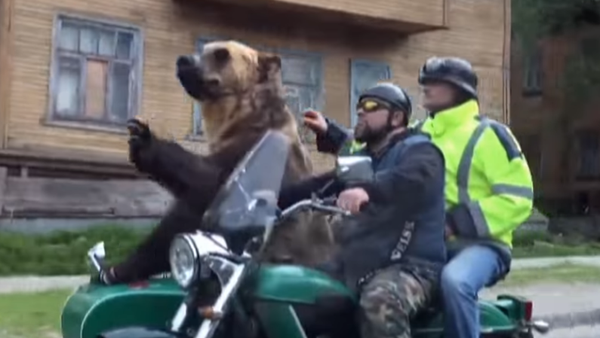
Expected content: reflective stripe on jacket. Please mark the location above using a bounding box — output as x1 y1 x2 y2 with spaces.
420 100 534 248
341 139 366 156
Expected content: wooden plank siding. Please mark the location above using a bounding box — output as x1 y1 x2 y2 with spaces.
201 0 448 33
0 0 508 176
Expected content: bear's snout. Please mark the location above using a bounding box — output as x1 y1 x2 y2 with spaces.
176 55 198 70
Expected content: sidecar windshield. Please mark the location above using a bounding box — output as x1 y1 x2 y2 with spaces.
202 130 290 237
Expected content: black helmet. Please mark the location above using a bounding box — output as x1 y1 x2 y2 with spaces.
418 57 478 98
358 82 412 121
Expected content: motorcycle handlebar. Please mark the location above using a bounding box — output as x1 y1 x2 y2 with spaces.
279 198 350 220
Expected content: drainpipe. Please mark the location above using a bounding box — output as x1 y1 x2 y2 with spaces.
502 0 511 125
0 0 15 149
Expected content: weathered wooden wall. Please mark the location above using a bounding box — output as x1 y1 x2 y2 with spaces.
3 0 508 169
0 168 172 219
0 0 509 219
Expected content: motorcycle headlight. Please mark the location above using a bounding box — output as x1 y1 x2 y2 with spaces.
169 235 198 288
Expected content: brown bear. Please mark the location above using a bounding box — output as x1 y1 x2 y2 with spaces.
103 40 336 284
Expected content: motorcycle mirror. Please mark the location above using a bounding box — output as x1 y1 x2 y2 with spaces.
336 156 374 183
87 241 106 273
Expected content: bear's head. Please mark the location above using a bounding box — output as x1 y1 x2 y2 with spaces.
176 40 282 102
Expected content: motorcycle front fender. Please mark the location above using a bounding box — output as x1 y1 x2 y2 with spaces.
98 326 185 338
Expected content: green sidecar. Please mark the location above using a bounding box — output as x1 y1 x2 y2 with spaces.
61 131 550 338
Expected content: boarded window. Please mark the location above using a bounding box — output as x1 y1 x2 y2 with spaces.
193 39 323 143
51 16 141 126
350 59 391 126
523 47 542 97
280 52 322 143
576 130 600 180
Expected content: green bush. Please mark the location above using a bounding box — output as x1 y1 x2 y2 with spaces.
1 227 600 276
512 230 555 247
512 229 600 258
0 226 149 276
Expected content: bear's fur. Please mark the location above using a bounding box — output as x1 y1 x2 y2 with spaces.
108 41 336 283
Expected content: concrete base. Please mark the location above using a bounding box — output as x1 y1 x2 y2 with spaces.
0 217 159 234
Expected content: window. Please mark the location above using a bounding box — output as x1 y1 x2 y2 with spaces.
280 51 323 143
522 47 542 96
49 15 141 127
350 59 391 126
191 39 209 136
576 131 600 180
192 39 323 143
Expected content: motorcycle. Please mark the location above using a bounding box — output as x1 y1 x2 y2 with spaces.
60 130 551 338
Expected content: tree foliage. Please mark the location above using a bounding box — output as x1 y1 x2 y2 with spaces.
513 0 600 111
513 0 600 53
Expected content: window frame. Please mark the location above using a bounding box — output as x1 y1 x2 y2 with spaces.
522 47 542 97
349 59 392 127
190 37 324 140
45 13 144 133
575 130 600 181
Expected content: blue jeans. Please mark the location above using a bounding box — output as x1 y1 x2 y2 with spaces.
441 245 506 338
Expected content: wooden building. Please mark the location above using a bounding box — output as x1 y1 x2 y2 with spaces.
0 0 511 222
512 24 600 216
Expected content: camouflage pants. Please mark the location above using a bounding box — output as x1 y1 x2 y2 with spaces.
358 263 437 338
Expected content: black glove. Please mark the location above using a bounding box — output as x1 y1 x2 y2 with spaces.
126 118 153 172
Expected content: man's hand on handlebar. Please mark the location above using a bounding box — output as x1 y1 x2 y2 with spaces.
337 188 369 214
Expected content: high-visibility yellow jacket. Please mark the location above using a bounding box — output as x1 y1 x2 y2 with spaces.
333 100 533 249
419 100 533 248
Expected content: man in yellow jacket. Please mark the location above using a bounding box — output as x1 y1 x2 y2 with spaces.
304 57 533 338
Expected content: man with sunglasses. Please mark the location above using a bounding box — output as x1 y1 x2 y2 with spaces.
304 58 534 338
299 82 447 338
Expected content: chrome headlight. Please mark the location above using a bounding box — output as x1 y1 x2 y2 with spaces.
169 235 198 288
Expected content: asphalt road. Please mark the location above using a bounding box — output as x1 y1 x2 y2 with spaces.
483 283 600 319
540 326 598 338
483 282 600 337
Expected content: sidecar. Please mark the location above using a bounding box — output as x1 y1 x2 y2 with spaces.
61 277 185 338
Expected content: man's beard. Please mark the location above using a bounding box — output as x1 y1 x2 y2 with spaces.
354 122 388 145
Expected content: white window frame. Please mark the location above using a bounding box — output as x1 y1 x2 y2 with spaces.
46 14 144 131
350 59 392 127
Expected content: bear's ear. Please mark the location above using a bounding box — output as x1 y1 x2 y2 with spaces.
258 52 282 83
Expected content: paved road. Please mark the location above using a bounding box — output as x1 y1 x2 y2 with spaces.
483 283 600 318
540 326 598 338
0 275 88 294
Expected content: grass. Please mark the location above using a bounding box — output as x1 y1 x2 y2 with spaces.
0 226 150 276
0 289 70 338
497 262 600 287
512 229 600 258
1 227 600 276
